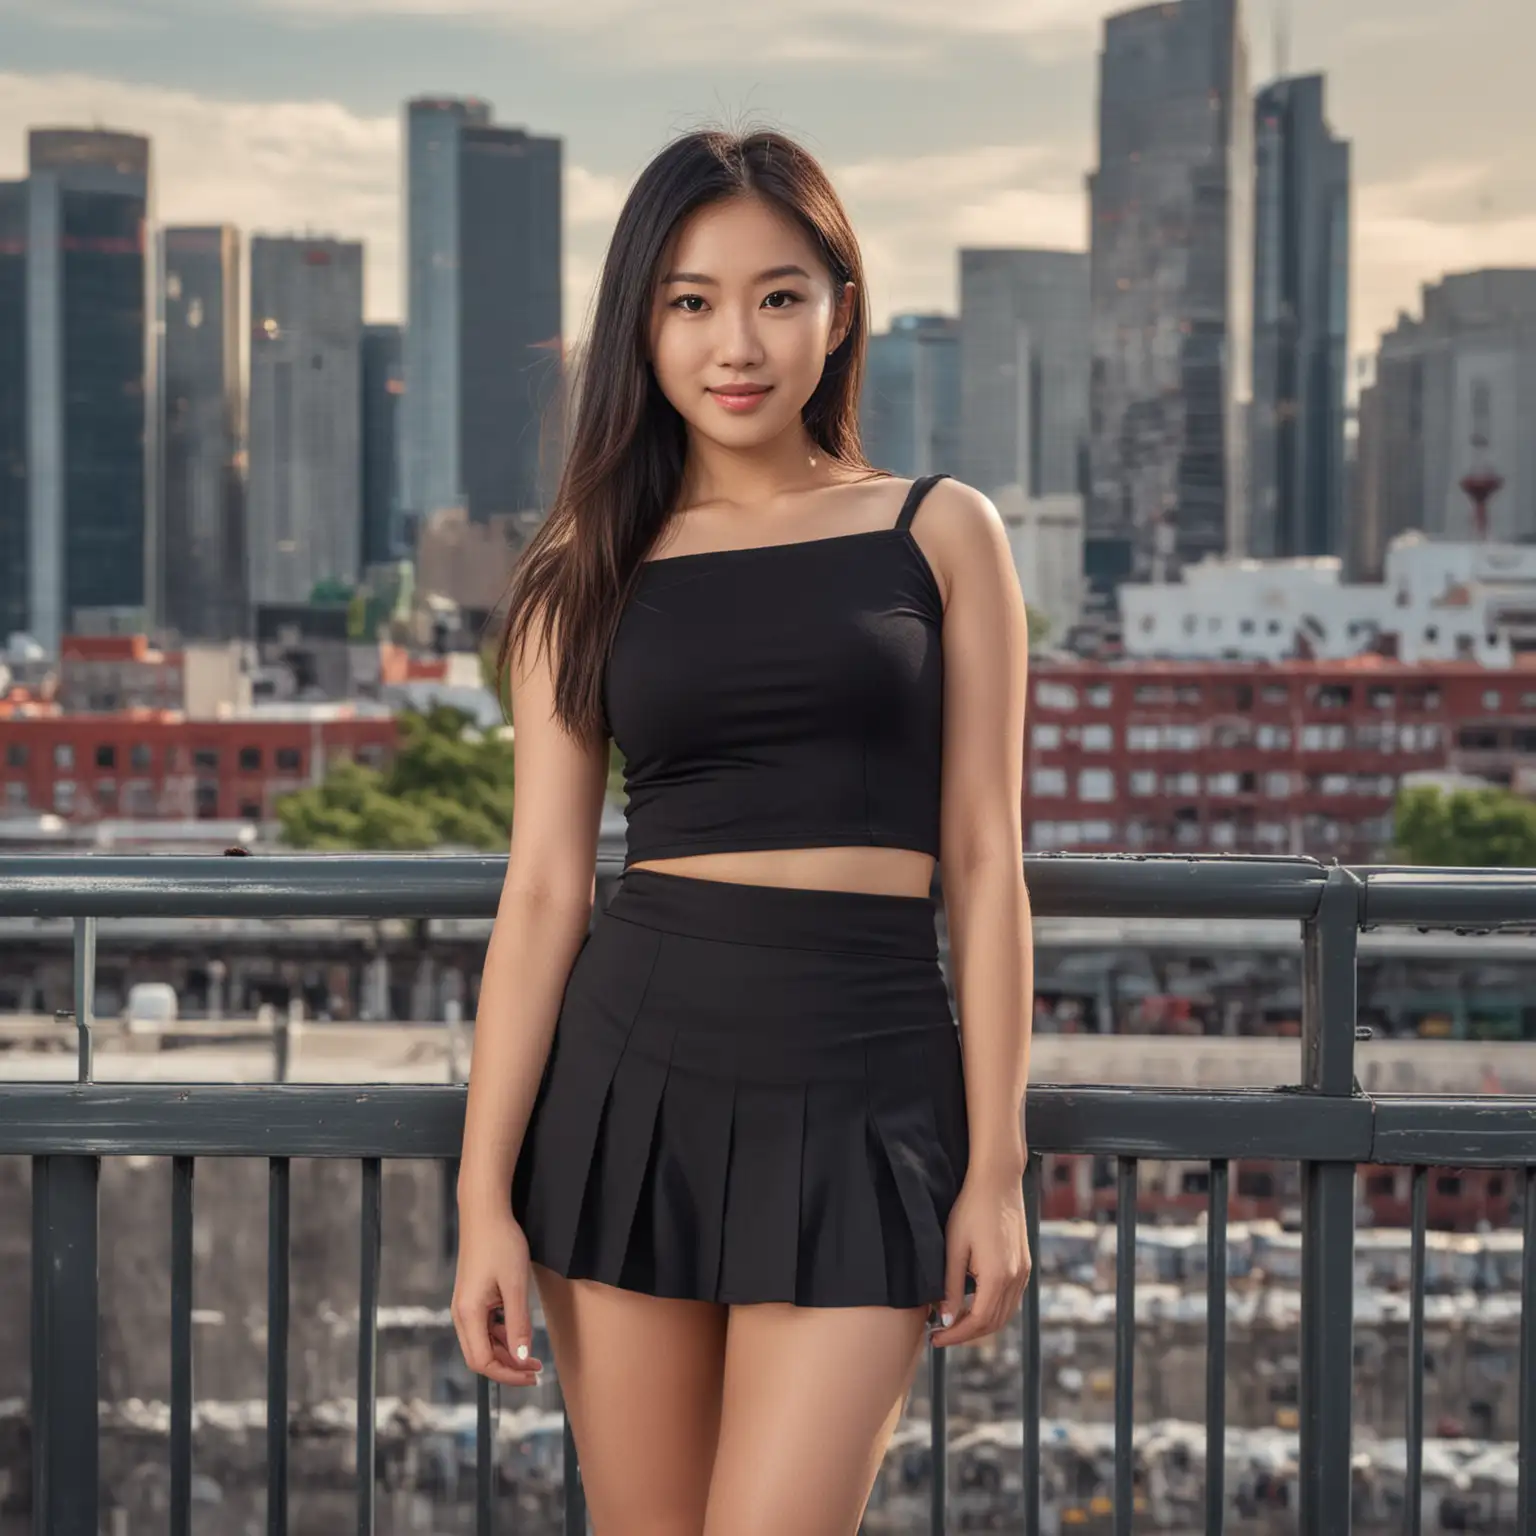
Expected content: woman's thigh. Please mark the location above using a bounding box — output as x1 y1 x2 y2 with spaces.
532 1262 729 1536
702 1301 931 1536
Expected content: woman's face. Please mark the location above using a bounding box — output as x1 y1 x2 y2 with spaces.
647 193 854 451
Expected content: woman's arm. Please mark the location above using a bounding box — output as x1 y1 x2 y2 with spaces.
451 608 610 1384
922 480 1034 1345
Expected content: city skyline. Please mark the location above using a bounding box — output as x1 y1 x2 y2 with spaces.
2 0 1532 363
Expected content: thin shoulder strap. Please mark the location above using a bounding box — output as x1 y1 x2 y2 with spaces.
895 472 951 532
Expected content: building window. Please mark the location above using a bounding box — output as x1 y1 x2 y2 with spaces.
1129 771 1157 796
54 743 74 770
1264 772 1291 798
1031 767 1067 797
54 781 76 812
275 747 303 773
95 743 116 769
130 743 152 771
1165 771 1200 796
1086 685 1113 708
1482 690 1503 710
1127 725 1160 751
1035 682 1078 711
238 801 262 820
5 782 29 809
239 746 263 772
192 748 220 771
1033 723 1062 750
1081 724 1114 752
1078 769 1115 802
5 742 25 768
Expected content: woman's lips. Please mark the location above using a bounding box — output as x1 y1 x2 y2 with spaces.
708 386 772 413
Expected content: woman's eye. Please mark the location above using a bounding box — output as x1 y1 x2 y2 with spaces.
763 290 801 309
671 294 706 313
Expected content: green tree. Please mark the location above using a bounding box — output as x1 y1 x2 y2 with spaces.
1393 783 1536 867
276 704 516 851
1026 607 1052 651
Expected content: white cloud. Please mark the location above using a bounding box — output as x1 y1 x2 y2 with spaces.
0 73 626 325
833 145 1087 324
1355 161 1536 350
259 0 1103 62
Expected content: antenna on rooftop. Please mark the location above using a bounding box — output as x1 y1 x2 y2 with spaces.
1273 0 1291 81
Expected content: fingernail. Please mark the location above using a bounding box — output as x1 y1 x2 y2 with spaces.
515 1343 529 1361
940 1311 954 1328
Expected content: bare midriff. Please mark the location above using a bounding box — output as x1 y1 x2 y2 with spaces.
625 845 936 899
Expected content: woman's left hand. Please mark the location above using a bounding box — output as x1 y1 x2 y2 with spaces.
930 1163 1032 1348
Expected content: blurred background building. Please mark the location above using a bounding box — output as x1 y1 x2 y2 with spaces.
1249 72 1351 561
245 235 365 607
158 224 246 643
862 312 959 478
1087 0 1252 605
22 129 154 656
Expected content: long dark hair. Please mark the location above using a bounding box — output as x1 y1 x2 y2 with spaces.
493 125 882 743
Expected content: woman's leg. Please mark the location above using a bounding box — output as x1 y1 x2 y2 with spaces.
701 1301 931 1536
533 1262 729 1536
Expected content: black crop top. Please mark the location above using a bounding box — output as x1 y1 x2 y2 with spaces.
604 473 949 869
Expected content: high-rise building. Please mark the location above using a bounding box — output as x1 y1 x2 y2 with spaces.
0 180 26 643
1087 0 1252 601
246 236 364 607
1249 73 1350 560
159 226 246 641
1358 269 1536 567
25 129 153 655
400 98 562 534
959 250 1089 499
458 123 563 520
401 97 490 533
362 323 404 567
862 313 959 477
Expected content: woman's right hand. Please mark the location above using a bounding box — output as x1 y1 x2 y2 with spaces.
451 1206 544 1387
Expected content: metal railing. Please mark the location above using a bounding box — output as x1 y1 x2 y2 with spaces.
2 851 1536 1535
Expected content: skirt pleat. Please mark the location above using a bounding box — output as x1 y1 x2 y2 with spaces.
511 867 971 1309
717 1080 806 1303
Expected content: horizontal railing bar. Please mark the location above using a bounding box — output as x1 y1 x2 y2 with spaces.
1360 867 1536 929
0 1082 1376 1160
0 851 1331 921
1370 1096 1536 1166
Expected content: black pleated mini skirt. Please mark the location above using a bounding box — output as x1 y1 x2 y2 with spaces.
510 866 971 1309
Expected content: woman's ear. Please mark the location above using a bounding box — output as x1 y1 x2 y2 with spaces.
829 279 856 353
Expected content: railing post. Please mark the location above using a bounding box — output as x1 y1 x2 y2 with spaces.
30 1153 100 1536
1298 865 1362 1536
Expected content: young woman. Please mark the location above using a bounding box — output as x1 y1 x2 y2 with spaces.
452 126 1034 1535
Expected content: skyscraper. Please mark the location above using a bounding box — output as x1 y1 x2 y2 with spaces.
400 97 562 533
0 180 26 643
362 323 404 567
401 97 490 533
458 123 563 520
1249 73 1350 560
25 129 153 655
1358 269 1536 562
159 225 246 641
1087 0 1252 599
959 249 1089 498
246 236 364 606
862 314 959 478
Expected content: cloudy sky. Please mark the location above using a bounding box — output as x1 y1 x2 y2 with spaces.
2 0 1533 365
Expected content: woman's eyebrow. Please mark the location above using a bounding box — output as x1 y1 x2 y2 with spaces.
659 263 813 285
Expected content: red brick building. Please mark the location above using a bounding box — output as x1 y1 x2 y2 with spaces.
1026 657 1536 861
0 711 398 823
